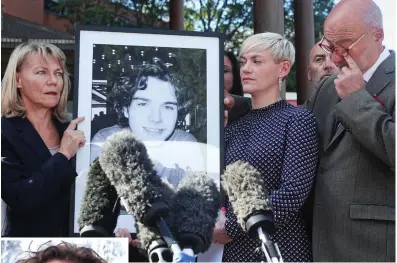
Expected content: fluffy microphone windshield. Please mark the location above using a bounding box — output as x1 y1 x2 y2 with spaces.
221 161 271 231
171 172 220 253
99 129 175 223
78 158 120 236
136 221 161 250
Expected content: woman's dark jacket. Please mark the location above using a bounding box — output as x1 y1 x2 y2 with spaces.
1 116 77 237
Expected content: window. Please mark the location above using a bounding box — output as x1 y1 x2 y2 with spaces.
44 0 68 16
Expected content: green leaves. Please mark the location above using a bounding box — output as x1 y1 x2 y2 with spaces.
55 0 334 93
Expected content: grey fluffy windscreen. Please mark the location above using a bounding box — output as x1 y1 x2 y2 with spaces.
171 172 220 253
78 158 119 234
221 161 271 231
136 221 162 250
99 129 174 223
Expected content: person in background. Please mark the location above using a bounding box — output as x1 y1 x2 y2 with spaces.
222 32 319 262
224 51 251 124
1 42 86 237
216 52 248 244
16 242 107 263
224 51 244 96
304 0 395 261
307 41 339 85
302 41 340 240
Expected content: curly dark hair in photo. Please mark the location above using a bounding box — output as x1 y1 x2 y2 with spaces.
15 242 107 263
109 60 184 128
225 51 244 96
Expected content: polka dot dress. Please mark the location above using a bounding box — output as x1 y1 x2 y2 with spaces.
223 100 319 262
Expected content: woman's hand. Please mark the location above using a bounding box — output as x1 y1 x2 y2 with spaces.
213 228 232 244
213 208 232 244
115 228 138 247
59 116 86 160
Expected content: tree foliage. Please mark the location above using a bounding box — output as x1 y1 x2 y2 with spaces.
284 0 335 43
184 0 253 49
55 0 334 92
54 0 169 31
313 0 335 42
114 0 169 28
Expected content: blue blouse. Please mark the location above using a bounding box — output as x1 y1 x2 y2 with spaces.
223 100 319 262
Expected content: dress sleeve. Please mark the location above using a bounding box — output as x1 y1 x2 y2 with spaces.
224 201 245 239
269 110 319 227
224 125 232 148
223 123 244 238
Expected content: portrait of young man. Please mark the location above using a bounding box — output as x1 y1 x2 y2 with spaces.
73 43 212 232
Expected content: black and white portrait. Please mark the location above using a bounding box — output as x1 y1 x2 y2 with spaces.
72 27 223 235
90 44 207 189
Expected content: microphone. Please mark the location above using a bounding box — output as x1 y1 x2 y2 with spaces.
99 130 183 262
222 161 283 263
78 158 120 237
136 222 173 263
171 171 220 255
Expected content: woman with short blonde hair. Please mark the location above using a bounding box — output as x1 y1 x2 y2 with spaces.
219 32 319 262
239 32 295 66
1 42 86 237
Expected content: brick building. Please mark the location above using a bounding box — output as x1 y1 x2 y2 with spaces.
1 0 168 113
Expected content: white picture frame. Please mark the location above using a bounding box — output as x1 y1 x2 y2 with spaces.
71 26 224 240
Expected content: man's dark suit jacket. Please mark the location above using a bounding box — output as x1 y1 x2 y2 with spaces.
303 51 395 262
1 116 77 237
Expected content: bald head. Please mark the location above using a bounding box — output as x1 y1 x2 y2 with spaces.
323 0 384 72
309 42 324 60
307 42 339 85
326 0 382 31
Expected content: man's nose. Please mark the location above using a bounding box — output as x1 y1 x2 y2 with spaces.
149 107 162 123
324 56 336 71
331 52 344 65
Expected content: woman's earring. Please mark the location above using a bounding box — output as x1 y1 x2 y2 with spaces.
278 77 283 91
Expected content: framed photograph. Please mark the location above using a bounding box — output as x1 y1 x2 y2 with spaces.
71 25 224 237
1 238 129 263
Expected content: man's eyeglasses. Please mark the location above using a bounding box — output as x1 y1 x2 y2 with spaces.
319 28 375 56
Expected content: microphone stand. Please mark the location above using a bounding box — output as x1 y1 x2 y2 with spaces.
144 202 197 263
257 227 283 263
246 213 283 263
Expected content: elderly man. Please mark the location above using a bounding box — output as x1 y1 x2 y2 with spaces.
307 42 339 85
304 0 395 261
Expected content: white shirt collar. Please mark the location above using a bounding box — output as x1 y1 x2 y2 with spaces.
363 47 390 82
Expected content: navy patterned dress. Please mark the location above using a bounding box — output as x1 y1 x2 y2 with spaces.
223 100 319 262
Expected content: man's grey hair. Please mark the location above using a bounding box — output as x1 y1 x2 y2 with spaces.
239 32 295 66
362 0 383 28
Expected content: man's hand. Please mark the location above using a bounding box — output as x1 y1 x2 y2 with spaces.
334 53 366 100
115 228 138 247
224 89 235 127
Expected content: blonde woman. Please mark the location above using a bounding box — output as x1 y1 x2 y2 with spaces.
222 33 319 262
1 42 86 237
